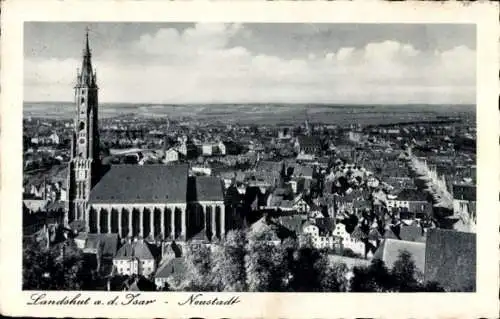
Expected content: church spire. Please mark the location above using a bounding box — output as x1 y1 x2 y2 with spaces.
78 27 95 87
85 27 91 57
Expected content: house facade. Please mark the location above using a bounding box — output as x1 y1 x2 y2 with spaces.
113 239 156 277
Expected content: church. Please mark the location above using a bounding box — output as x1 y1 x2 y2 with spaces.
66 31 226 242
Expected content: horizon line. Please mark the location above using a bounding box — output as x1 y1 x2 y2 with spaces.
23 100 476 106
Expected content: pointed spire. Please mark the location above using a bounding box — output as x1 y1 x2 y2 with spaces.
78 27 96 87
84 27 91 57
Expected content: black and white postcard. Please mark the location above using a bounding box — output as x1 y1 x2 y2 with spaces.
1 1 499 318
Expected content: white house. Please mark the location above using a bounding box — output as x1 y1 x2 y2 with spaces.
177 143 187 156
302 221 340 250
113 239 156 277
163 149 179 163
59 188 67 201
386 188 427 210
49 132 60 145
191 166 212 176
452 184 476 233
288 180 298 194
217 141 226 156
202 144 213 156
333 223 365 256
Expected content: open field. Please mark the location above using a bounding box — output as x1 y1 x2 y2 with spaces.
24 102 475 126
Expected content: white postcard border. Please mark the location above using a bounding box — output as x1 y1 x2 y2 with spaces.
1 1 499 318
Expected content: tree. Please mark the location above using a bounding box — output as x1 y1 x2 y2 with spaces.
320 261 349 292
182 242 214 291
391 250 420 292
109 274 130 291
288 246 322 292
23 237 93 290
391 250 447 292
421 280 446 292
212 230 248 292
244 226 289 292
135 275 157 291
350 258 393 292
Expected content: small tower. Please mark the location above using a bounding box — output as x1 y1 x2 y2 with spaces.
67 29 100 227
304 109 311 135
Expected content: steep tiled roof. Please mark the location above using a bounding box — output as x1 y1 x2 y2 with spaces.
256 160 283 173
351 225 366 240
155 257 187 280
84 234 100 251
396 188 428 202
368 228 382 240
399 225 425 242
82 233 118 256
46 201 65 212
452 184 476 201
89 164 188 204
424 229 476 291
114 240 154 260
195 176 224 202
383 227 399 239
292 165 314 178
316 217 334 236
277 215 305 234
373 239 426 274
297 136 321 148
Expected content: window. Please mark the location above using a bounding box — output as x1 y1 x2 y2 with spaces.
79 122 85 131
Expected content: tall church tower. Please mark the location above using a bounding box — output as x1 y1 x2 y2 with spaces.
67 30 99 225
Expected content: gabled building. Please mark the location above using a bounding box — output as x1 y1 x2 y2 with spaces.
154 257 187 290
339 225 366 257
452 184 476 233
113 239 156 277
163 149 179 163
294 136 322 155
301 219 340 250
387 188 431 220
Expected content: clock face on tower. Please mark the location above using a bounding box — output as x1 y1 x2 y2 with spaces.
79 138 86 144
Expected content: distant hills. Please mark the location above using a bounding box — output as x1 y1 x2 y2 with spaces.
23 101 475 125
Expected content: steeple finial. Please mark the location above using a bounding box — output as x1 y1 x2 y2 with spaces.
84 26 91 57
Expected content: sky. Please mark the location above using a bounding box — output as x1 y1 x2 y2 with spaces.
24 22 476 104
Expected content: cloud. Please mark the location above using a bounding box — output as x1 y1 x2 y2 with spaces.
24 24 476 104
133 23 242 58
336 47 355 61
